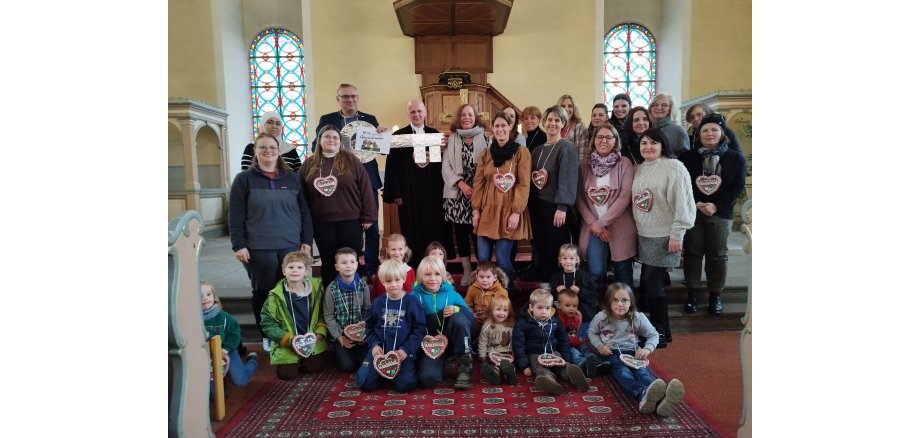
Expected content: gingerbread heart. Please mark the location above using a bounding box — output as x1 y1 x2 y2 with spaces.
695 175 722 195
632 189 653 212
343 321 366 342
291 333 317 358
313 175 338 197
373 351 401 380
537 353 566 367
531 168 548 190
488 352 514 366
619 353 649 370
421 334 448 360
493 172 516 193
587 185 611 206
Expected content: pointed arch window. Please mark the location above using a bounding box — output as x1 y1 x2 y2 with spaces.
603 22 657 110
249 28 309 159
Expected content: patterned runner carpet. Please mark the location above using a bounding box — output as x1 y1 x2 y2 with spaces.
218 361 720 437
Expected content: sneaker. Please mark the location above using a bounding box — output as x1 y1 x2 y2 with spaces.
655 379 686 417
534 375 564 395
498 360 517 386
584 353 599 378
639 379 667 414
262 338 271 352
565 363 590 391
247 351 259 362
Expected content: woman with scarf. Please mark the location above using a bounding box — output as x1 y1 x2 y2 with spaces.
631 128 695 348
621 106 657 165
684 103 743 152
678 114 746 315
442 104 489 286
472 113 532 290
575 123 637 289
241 111 302 172
527 106 579 285
300 125 376 287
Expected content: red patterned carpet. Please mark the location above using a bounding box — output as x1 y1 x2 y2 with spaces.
218 362 720 437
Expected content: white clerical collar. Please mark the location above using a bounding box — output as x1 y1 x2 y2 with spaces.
411 124 425 134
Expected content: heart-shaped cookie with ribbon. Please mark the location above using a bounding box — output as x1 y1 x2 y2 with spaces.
531 168 548 190
488 352 514 366
313 175 338 197
343 321 366 342
632 189 653 212
587 185 611 206
421 334 448 360
493 172 516 193
619 353 649 370
537 353 566 367
695 175 722 196
373 351 401 380
291 333 318 358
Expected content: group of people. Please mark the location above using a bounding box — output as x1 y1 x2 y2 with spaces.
218 83 746 415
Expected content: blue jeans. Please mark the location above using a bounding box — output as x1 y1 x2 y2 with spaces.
586 234 634 289
331 339 368 373
602 351 655 402
417 312 472 387
356 349 417 393
210 349 258 398
476 236 515 287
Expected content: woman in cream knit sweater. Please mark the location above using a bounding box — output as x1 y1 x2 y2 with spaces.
630 127 695 348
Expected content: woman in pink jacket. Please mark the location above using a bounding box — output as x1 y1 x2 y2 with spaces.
575 123 637 289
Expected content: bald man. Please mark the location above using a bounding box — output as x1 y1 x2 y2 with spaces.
382 99 452 267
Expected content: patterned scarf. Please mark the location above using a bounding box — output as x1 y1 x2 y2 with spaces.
589 151 620 177
698 144 728 175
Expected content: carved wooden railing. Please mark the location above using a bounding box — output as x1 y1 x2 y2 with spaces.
738 200 752 438
168 211 214 438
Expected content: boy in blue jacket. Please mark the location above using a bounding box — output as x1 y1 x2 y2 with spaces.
512 288 590 395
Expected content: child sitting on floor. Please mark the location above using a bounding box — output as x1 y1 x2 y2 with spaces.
556 288 604 377
323 247 372 373
372 233 415 301
512 288 589 396
587 283 685 417
261 251 329 380
356 259 427 393
424 241 453 284
550 244 600 322
411 256 475 390
463 261 510 350
478 295 517 386
202 281 259 390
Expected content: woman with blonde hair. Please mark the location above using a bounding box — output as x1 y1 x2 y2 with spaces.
556 94 588 161
648 94 690 155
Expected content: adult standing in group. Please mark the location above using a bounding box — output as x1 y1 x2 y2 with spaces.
557 94 588 161
678 114 746 315
528 106 578 286
383 99 448 268
684 103 743 152
442 104 489 286
648 94 691 155
610 93 632 138
518 105 548 281
575 123 636 289
630 127 695 348
301 125 377 287
583 103 610 158
502 106 527 146
472 113 532 290
229 132 314 352
313 83 390 283
621 106 656 165
241 111 302 172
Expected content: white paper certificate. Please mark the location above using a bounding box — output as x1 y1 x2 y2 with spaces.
428 146 442 162
355 127 392 154
414 147 427 164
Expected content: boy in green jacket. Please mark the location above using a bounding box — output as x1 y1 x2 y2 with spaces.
261 251 329 380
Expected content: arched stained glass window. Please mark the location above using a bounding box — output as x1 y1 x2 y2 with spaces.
250 28 310 159
603 23 657 110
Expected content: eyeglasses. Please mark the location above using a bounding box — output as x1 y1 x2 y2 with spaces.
651 103 670 109
611 298 631 304
256 145 279 151
337 94 358 100
595 135 615 142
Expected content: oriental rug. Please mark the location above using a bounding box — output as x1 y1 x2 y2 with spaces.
218 362 720 437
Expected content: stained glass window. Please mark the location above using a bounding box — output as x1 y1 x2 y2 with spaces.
603 23 657 110
250 28 309 159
